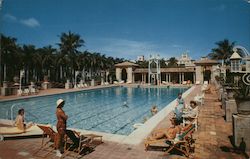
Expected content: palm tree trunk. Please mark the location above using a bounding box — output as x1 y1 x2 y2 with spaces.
82 69 85 83
3 64 6 81
60 66 63 80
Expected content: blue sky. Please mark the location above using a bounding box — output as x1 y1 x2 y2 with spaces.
1 0 250 60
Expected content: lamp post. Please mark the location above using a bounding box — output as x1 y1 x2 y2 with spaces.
230 46 250 86
19 69 25 93
74 71 79 88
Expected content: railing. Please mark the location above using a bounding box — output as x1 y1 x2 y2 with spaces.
10 104 40 123
10 104 19 121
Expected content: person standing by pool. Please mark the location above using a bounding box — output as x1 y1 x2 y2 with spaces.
55 99 68 157
176 93 185 106
174 93 185 124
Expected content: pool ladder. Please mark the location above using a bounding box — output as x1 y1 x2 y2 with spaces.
9 104 40 122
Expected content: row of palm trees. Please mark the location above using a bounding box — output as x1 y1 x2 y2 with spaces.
0 31 124 86
0 30 238 87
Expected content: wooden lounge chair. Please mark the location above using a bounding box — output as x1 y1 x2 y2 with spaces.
63 129 102 158
145 124 195 157
183 111 199 131
34 125 57 156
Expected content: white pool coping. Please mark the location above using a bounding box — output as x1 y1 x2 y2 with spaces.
0 85 196 145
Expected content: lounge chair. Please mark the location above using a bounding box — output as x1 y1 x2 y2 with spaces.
195 81 201 85
183 109 199 131
63 129 102 158
194 93 204 106
145 124 195 157
84 83 88 87
34 125 57 156
17 89 23 96
126 81 132 84
182 81 187 85
30 88 38 94
203 81 208 85
23 88 30 95
119 80 124 84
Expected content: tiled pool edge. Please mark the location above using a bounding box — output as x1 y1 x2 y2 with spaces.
0 85 118 102
0 85 196 145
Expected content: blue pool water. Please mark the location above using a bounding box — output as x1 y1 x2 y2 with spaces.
0 86 187 135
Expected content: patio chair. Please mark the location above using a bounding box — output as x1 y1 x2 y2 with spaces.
183 110 199 131
84 83 88 87
30 88 38 94
182 81 187 85
145 124 195 157
23 88 30 95
63 129 102 158
195 81 201 85
194 93 204 106
17 89 23 96
33 124 57 156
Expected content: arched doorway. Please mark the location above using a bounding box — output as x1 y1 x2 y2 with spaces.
204 70 211 83
121 68 127 82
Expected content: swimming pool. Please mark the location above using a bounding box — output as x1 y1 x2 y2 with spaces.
0 86 187 135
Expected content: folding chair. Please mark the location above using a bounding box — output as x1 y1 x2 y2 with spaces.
145 124 195 157
63 129 95 158
33 125 57 157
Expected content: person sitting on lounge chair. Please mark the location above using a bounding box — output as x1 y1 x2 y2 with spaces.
14 108 33 131
183 101 198 118
147 120 192 141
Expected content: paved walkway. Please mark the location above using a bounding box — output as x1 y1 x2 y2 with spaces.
193 86 249 159
0 85 248 159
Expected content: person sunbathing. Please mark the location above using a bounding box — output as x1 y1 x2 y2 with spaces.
14 108 33 131
147 123 192 141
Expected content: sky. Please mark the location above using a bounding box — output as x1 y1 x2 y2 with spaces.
1 0 250 60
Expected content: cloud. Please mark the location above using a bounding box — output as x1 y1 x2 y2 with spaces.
3 14 17 22
89 38 161 59
20 18 40 28
3 13 40 28
87 38 191 60
172 44 182 48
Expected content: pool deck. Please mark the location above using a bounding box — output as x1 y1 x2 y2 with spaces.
1 84 249 158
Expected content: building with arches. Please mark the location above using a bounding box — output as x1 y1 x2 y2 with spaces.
115 57 219 84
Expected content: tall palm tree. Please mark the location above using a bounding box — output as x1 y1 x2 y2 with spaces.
35 45 56 81
208 39 235 65
57 31 85 80
1 34 19 82
21 45 37 84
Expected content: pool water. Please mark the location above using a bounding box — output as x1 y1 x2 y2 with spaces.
0 86 187 135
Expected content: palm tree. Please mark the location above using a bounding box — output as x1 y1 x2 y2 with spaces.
57 31 85 80
167 57 178 67
208 39 235 65
35 45 56 81
1 34 19 82
21 45 37 84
